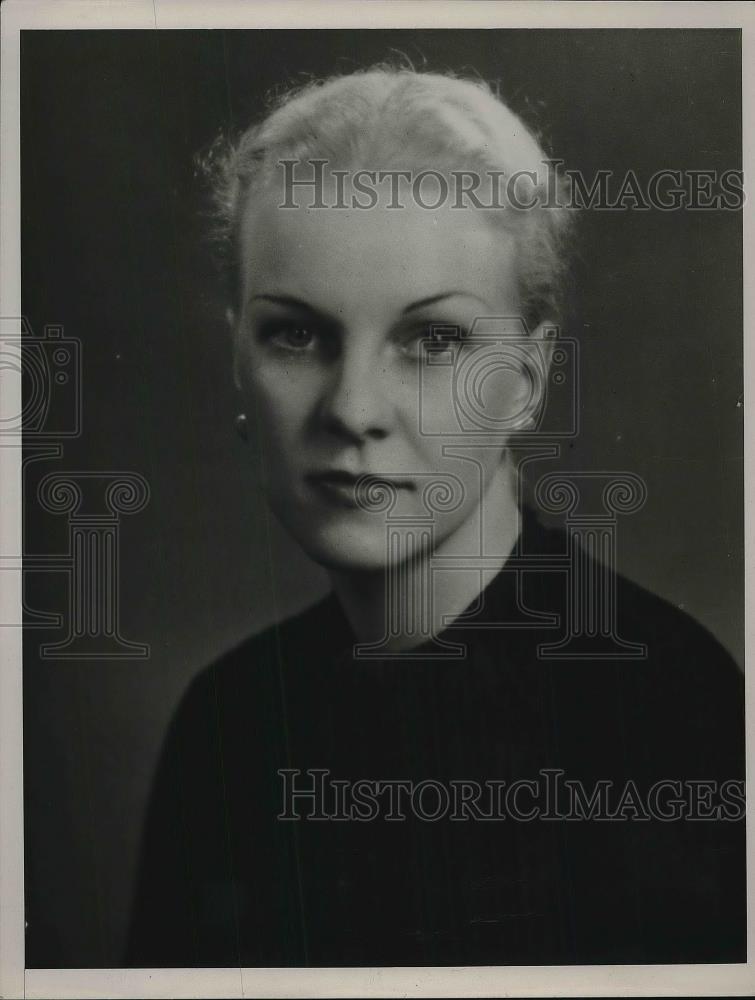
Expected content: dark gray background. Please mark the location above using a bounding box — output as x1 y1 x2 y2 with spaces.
21 29 742 966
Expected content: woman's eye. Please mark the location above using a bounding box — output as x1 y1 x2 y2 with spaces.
264 322 317 351
397 327 434 359
397 325 465 360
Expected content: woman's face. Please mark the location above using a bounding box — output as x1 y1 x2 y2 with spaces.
232 177 540 571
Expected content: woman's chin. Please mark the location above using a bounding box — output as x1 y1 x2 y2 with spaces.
304 543 392 574
292 522 396 574
271 501 455 574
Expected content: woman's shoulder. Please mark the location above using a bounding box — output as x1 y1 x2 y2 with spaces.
176 591 347 717
520 510 744 767
513 508 742 722
526 507 741 672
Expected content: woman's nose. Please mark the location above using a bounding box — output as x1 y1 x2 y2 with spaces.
317 355 392 443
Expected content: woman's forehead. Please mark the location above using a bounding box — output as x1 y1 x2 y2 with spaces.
238 182 519 311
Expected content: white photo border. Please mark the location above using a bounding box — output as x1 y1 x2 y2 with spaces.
1 1 753 997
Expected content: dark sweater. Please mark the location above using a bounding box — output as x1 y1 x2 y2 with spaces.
125 509 745 967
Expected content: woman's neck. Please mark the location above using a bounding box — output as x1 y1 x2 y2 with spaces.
328 462 521 653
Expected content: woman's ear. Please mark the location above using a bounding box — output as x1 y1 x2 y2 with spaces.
510 318 558 433
226 307 242 390
530 319 557 374
532 319 559 380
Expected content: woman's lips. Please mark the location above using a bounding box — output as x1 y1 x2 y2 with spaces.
306 470 415 509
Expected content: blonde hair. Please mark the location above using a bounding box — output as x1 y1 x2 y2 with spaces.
198 65 575 329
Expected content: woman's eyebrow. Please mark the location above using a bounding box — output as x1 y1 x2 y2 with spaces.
248 291 490 317
403 292 489 314
248 293 324 314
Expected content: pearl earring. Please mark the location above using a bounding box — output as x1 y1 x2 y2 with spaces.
234 413 248 441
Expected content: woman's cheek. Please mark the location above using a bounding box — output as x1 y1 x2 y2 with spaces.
246 364 316 430
407 365 455 437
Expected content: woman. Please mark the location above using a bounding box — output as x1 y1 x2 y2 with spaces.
126 66 744 967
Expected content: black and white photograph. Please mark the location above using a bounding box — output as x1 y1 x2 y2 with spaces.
1 1 752 997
